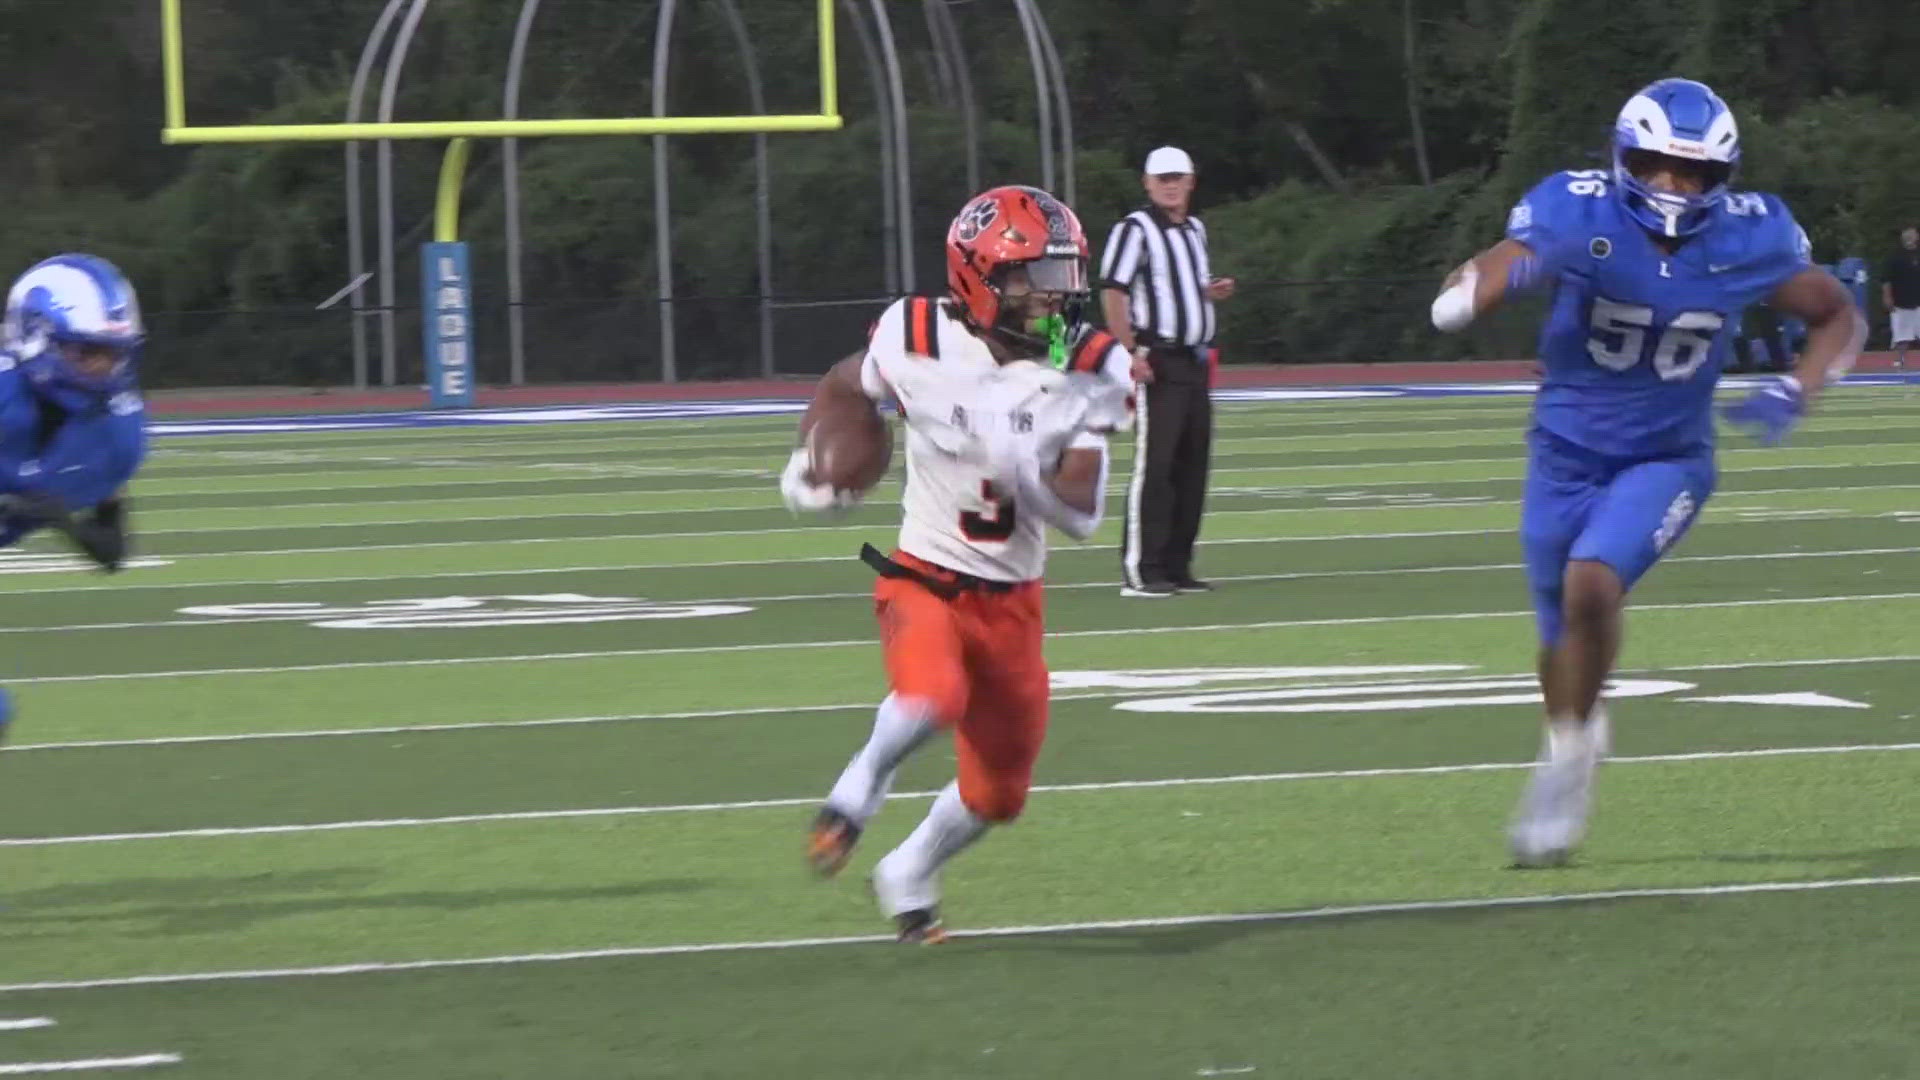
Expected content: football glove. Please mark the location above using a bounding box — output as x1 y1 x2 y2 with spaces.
779 447 859 515
1720 376 1805 447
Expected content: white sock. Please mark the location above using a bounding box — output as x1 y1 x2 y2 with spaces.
1541 705 1609 762
824 694 938 824
1541 712 1587 762
874 781 988 913
1586 703 1612 758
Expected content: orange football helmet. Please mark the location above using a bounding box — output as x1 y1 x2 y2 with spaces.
945 185 1089 347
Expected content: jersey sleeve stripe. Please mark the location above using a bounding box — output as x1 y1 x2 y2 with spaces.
904 297 941 359
1071 330 1116 373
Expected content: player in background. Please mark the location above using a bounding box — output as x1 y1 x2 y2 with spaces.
0 254 151 741
1428 78 1864 866
782 185 1132 942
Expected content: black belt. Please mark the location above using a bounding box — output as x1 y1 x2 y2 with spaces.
860 543 1019 599
1137 336 1209 353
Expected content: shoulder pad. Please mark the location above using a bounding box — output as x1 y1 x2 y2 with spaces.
865 296 949 364
1703 190 1813 299
1066 327 1125 379
1507 170 1613 246
1718 191 1808 257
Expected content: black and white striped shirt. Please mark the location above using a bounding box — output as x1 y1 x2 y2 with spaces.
1098 206 1216 348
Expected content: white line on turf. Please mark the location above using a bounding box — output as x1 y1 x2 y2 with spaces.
4 544 1917 635
5 650 1915 751
125 448 1920 502
140 422 1920 482
0 1021 53 1032
1 876 1913 993
11 589 1920 685
124 481 1920 537
0 1054 182 1074
90 503 1916 560
122 474 1920 528
3 741 1914 847
11 507 1916 595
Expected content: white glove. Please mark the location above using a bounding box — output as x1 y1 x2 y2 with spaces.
779 446 859 515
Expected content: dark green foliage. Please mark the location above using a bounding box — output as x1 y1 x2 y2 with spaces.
3 0 1915 382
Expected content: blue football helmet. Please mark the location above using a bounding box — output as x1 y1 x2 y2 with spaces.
2 254 144 408
1612 78 1740 238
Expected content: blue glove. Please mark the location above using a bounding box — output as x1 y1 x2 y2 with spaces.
1720 376 1805 446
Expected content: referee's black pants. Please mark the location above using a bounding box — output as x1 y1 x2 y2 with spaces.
1121 347 1212 588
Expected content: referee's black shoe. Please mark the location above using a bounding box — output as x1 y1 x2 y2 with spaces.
1172 576 1214 594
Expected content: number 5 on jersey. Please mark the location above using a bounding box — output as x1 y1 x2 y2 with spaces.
1587 298 1724 381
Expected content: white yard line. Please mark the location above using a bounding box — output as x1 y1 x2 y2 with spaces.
143 419 1920 478
171 409 1920 449
0 1055 181 1074
4 544 1919 636
3 741 1914 847
125 480 1920 537
125 446 1920 500
6 649 1916 751
2 876 1912 994
11 589 1920 685
51 506 1910 563
121 477 1920 527
0 672 1481 751
6 505 1913 593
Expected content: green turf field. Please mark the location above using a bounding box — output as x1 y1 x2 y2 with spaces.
0 387 1916 1078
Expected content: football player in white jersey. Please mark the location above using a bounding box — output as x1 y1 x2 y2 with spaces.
781 185 1132 942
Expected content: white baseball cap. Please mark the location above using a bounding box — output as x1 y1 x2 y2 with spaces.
1143 146 1194 176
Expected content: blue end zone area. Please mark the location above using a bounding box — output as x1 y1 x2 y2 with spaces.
148 374 1920 438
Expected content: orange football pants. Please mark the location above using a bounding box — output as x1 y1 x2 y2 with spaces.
874 550 1048 823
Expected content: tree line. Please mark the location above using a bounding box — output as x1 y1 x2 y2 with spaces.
3 0 1915 384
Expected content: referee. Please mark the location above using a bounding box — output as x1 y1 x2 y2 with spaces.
1883 226 1920 373
1098 146 1235 597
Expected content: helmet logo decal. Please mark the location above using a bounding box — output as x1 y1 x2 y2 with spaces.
954 198 999 242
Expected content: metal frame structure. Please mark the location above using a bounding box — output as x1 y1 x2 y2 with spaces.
168 0 1075 386
869 0 914 296
159 0 839 143
342 0 410 390
375 0 434 387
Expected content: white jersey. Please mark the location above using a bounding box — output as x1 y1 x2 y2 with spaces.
860 297 1131 582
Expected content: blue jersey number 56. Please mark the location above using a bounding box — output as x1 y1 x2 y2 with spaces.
1587 298 1723 381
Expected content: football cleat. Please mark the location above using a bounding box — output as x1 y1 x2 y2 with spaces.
892 907 948 945
1508 711 1607 868
806 806 862 878
870 850 947 943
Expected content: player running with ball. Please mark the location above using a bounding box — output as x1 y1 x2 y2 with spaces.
781 185 1132 942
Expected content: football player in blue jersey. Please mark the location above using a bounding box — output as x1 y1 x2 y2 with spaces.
0 254 151 742
1429 78 1866 866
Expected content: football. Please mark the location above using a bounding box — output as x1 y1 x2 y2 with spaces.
802 391 894 494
